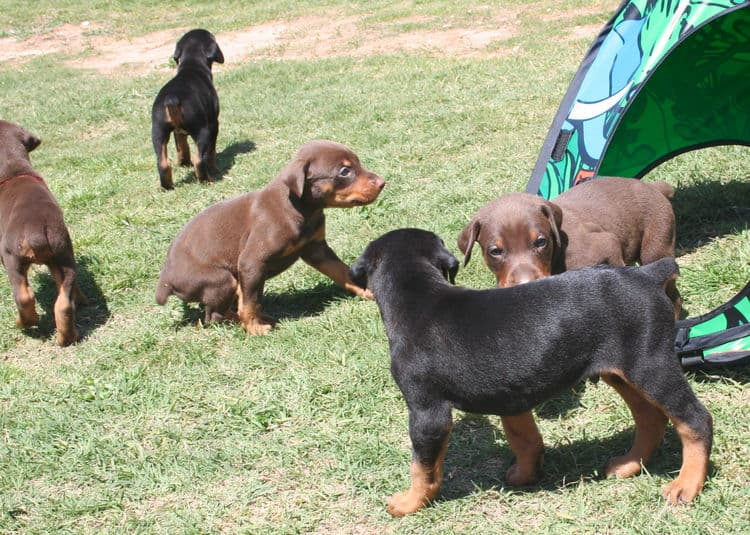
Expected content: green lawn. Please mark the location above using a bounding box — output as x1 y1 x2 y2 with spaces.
1 1 748 533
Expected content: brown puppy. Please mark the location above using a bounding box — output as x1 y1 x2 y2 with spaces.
156 140 385 334
458 177 679 313
0 120 85 346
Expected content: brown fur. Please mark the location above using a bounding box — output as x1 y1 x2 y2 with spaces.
0 120 86 346
156 140 385 334
458 177 680 315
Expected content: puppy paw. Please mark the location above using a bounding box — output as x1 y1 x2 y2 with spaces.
386 491 427 517
55 329 78 347
360 288 374 300
506 462 540 487
16 310 39 329
242 319 275 336
605 455 642 479
662 476 703 505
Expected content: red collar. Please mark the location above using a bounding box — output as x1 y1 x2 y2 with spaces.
0 173 47 188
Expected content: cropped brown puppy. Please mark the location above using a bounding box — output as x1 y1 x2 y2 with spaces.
151 29 224 189
0 121 86 346
156 140 385 334
458 178 679 313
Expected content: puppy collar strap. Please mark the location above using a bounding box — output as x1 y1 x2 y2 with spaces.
0 173 47 188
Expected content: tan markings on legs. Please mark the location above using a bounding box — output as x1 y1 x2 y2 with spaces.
158 140 173 189
310 256 371 299
387 426 452 517
662 417 712 504
236 286 274 335
501 411 545 485
665 276 682 321
14 264 39 328
601 373 667 478
73 281 89 306
192 153 207 182
174 131 191 167
49 265 77 346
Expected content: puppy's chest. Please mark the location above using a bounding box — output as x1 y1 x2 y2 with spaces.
279 214 326 258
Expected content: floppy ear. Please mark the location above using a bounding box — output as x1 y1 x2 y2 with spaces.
283 158 308 197
541 201 562 250
348 255 370 289
21 129 41 153
457 219 480 266
207 41 224 64
438 250 460 284
172 40 183 64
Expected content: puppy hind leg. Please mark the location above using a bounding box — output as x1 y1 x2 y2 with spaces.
174 131 192 167
601 373 667 478
387 403 453 517
4 255 39 328
49 263 78 346
649 377 712 504
501 411 545 486
152 126 173 190
193 127 216 182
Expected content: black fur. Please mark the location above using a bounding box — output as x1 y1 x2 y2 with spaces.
351 228 712 514
151 29 224 189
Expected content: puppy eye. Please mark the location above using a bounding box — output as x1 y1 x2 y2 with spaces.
338 166 352 177
488 246 504 257
534 236 548 248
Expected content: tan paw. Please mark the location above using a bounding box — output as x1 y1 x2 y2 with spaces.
386 491 427 517
605 456 642 478
506 462 539 487
662 477 703 504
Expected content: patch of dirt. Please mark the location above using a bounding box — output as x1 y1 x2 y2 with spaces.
1 12 524 75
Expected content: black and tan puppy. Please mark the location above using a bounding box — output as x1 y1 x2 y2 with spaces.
350 228 712 516
156 140 385 334
458 178 679 313
0 120 86 346
151 29 224 189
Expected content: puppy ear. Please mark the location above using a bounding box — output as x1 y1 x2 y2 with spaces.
457 219 480 266
283 158 309 197
172 41 183 64
348 255 369 289
22 130 41 153
207 41 224 64
541 201 562 250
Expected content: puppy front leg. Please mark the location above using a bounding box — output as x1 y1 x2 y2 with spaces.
301 241 372 299
236 262 274 335
388 403 453 517
501 411 544 486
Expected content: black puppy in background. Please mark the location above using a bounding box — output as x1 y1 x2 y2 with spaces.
151 29 224 189
350 228 712 516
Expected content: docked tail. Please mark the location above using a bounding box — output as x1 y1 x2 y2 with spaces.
650 181 675 199
640 257 679 289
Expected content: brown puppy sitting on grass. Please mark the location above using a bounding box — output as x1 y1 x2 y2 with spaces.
0 120 86 346
156 140 385 334
458 177 680 315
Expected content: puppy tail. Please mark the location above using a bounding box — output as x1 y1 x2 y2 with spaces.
640 257 680 289
155 274 173 305
164 95 183 130
649 181 674 200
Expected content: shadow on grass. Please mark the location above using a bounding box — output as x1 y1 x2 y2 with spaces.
176 139 257 187
24 255 110 342
672 178 750 255
690 366 750 384
175 281 351 327
437 413 704 503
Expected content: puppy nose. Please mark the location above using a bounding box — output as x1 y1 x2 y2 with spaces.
370 174 386 190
